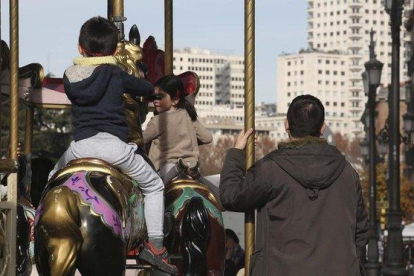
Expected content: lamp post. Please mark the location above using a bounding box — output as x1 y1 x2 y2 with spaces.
382 0 407 275
403 80 414 170
363 30 383 276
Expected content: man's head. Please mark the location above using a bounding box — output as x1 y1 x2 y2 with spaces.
78 16 119 57
285 95 325 138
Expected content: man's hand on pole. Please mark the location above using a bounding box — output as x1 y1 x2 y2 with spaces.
234 128 254 150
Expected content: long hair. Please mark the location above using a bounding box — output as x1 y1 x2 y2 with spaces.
155 75 198 121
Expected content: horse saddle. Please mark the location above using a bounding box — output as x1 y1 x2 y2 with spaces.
47 158 144 242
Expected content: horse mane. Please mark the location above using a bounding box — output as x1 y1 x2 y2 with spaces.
181 197 210 276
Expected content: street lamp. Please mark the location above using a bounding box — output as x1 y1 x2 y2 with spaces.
403 111 414 134
405 82 411 105
361 138 369 161
377 124 389 158
382 0 407 275
366 61 383 88
363 71 369 96
383 0 393 13
363 30 383 276
362 106 370 129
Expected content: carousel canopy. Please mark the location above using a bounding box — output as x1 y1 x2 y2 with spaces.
1 69 70 109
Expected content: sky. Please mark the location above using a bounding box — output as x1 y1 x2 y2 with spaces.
1 0 307 104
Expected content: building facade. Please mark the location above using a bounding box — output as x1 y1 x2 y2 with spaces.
276 0 413 138
173 48 245 107
277 51 352 137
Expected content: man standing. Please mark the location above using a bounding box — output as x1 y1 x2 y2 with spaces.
220 95 369 276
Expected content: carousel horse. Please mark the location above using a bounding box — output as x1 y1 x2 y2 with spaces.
0 154 36 276
163 173 225 276
34 158 147 276
16 155 36 276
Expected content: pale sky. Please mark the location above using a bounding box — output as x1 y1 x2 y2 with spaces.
1 0 307 104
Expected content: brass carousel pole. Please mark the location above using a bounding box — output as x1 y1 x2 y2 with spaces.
244 0 255 275
0 0 2 156
24 107 33 155
6 0 19 275
112 0 125 41
164 0 173 75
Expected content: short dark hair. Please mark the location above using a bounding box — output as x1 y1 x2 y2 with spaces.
287 95 325 138
225 229 240 244
78 16 119 56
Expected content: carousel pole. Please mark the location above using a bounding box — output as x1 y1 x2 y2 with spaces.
0 0 2 156
244 0 255 275
107 0 113 22
164 0 173 75
5 0 19 275
24 107 33 155
112 0 125 41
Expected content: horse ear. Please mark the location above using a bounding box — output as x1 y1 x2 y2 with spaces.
129 25 141 46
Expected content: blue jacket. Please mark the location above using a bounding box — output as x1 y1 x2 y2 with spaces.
64 64 154 142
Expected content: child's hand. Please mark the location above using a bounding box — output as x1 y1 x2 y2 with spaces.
234 128 254 150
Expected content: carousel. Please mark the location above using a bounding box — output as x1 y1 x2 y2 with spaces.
0 0 257 275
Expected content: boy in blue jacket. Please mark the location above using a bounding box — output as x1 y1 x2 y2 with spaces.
49 16 177 274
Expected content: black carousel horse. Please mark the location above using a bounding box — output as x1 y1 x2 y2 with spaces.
34 158 147 276
1 154 36 276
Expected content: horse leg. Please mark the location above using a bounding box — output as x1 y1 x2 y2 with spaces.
181 197 211 276
16 205 31 276
75 205 126 276
35 187 81 276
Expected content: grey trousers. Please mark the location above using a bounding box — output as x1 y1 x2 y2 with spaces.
49 132 164 239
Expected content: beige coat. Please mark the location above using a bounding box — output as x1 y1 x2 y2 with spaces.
143 109 213 171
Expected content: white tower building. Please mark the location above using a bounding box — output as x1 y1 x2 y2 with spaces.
277 0 413 138
277 51 351 137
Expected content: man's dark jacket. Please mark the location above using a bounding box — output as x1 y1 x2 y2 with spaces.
220 137 369 276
